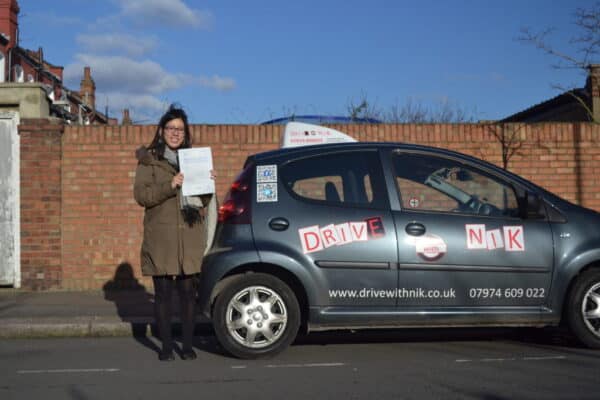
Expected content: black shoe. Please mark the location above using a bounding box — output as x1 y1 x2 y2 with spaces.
181 349 197 360
158 350 175 361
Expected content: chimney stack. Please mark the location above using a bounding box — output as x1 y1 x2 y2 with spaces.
0 0 20 49
80 66 96 110
122 109 132 125
586 65 600 122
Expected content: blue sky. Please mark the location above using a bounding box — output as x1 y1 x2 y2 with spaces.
18 0 596 124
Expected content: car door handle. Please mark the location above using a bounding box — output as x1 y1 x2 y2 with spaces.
269 217 289 231
405 222 426 236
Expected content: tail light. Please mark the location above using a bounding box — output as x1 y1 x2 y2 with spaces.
218 165 252 224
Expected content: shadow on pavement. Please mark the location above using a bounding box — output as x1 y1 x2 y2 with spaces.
102 262 160 355
102 262 222 357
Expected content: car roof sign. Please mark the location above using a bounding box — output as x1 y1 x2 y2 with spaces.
281 122 357 148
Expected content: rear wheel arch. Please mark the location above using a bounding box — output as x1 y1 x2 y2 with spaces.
212 271 301 358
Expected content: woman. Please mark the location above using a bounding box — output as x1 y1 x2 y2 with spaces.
134 104 217 361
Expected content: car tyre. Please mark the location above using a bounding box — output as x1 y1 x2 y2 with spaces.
566 269 600 348
213 273 300 359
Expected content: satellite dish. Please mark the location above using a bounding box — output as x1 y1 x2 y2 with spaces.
281 122 357 148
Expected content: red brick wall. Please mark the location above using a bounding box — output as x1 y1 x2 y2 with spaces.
19 119 63 290
59 124 281 289
18 121 600 290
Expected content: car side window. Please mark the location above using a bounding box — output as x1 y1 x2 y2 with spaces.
293 175 344 202
392 151 520 217
281 150 386 209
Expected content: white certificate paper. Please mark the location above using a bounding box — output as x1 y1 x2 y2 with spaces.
178 147 215 196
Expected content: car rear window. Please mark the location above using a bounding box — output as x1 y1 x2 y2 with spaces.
281 150 387 209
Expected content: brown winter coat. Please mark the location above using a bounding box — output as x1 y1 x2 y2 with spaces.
133 147 216 276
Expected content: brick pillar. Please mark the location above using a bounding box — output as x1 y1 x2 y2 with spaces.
19 118 64 290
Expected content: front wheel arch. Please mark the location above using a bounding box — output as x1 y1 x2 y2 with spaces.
561 263 600 324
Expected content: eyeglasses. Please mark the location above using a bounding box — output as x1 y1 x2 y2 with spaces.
164 126 185 134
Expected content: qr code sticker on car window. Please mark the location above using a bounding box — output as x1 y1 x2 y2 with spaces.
257 183 278 202
256 165 277 183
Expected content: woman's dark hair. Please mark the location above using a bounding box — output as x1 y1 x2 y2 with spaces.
147 104 192 159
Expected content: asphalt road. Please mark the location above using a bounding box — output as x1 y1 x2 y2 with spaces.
1 328 599 400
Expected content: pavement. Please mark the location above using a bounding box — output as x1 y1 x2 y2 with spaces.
0 288 212 339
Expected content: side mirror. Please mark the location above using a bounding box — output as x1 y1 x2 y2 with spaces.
522 192 544 219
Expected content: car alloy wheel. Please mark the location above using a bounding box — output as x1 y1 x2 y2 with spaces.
226 285 288 348
213 273 301 359
581 281 600 339
567 269 600 349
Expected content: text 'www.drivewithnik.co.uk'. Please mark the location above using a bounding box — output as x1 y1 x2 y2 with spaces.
328 288 457 299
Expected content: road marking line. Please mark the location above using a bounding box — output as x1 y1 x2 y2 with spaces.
456 355 567 363
303 362 346 367
231 363 345 369
17 368 120 374
264 362 346 368
522 356 566 361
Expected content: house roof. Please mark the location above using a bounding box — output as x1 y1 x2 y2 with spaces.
12 46 110 124
13 47 63 82
502 87 593 123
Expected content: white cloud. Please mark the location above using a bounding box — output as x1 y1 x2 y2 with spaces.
76 33 158 57
198 75 236 91
65 54 237 95
64 54 237 122
60 2 231 122
115 0 213 29
64 54 184 94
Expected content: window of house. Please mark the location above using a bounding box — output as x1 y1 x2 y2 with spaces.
281 150 387 209
13 64 23 82
0 52 5 82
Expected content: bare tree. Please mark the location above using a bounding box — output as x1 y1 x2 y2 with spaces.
386 98 429 123
518 2 600 121
346 91 384 122
386 97 474 123
485 123 525 170
347 93 476 123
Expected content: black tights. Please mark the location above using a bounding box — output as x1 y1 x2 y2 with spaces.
153 275 197 353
